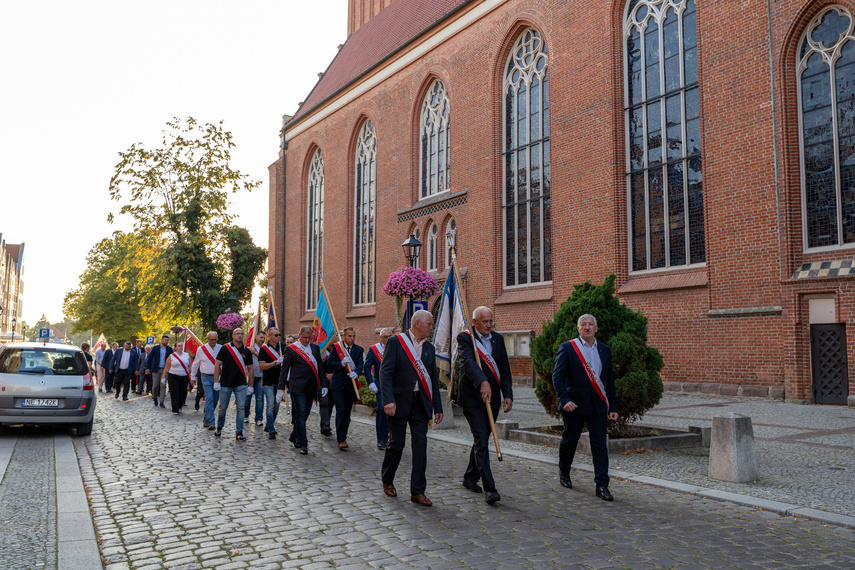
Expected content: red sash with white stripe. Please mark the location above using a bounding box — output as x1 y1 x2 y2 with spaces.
172 354 191 377
396 333 433 405
289 344 320 388
334 342 361 388
370 344 383 363
224 344 247 378
200 344 216 365
570 338 609 409
462 331 500 384
261 344 280 361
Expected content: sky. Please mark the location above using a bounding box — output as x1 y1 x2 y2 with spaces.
0 0 346 326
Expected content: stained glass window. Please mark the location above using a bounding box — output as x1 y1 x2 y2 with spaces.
420 80 451 198
354 121 377 305
306 148 324 310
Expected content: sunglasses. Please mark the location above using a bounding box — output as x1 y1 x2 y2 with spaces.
273 333 281 337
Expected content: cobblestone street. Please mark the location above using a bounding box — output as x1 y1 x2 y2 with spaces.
69 391 855 569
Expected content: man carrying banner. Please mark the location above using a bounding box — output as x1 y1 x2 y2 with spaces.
457 306 513 505
257 327 285 439
380 310 443 506
326 327 364 451
364 328 392 449
191 331 221 430
552 314 619 501
213 328 254 441
277 325 328 455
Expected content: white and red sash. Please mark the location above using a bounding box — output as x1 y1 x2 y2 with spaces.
261 343 281 361
396 333 433 405
289 344 320 387
570 338 609 409
173 353 191 377
334 342 361 389
199 344 216 365
224 344 247 378
370 343 383 363
462 330 500 384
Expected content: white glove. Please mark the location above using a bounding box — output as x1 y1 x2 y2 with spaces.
160 378 167 385
321 387 328 398
213 382 221 391
342 355 354 366
247 386 254 396
348 371 358 380
369 382 378 393
276 356 284 364
276 390 285 403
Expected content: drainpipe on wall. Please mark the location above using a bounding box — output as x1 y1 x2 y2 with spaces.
280 114 291 331
766 0 782 281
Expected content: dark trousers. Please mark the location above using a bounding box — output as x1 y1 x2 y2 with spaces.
559 411 610 487
195 376 205 407
382 401 430 495
463 404 500 492
105 371 115 392
291 393 314 447
318 389 331 431
332 389 357 443
167 374 189 413
114 370 132 399
375 387 389 445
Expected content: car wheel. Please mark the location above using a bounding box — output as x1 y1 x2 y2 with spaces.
74 418 94 437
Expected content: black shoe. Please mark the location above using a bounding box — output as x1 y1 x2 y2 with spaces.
268 432 276 440
377 442 386 449
263 426 269 432
462 479 483 494
159 403 165 408
208 425 216 431
289 431 296 443
214 429 222 437
485 491 501 505
560 472 573 489
154 401 158 407
321 427 332 437
195 402 200 411
123 397 128 401
300 446 308 455
235 432 246 442
596 486 613 501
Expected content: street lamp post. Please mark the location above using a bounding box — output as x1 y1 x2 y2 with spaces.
11 318 16 341
401 234 422 330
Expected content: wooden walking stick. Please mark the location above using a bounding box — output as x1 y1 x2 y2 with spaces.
319 280 362 401
448 243 503 462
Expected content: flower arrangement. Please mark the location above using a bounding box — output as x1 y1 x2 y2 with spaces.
382 267 440 299
215 309 244 330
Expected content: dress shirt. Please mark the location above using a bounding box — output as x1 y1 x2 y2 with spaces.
474 331 493 358
191 343 221 376
578 338 602 378
295 341 318 370
119 349 131 370
159 347 167 369
95 349 105 365
252 344 262 378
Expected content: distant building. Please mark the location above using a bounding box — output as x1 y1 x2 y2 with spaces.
0 234 24 341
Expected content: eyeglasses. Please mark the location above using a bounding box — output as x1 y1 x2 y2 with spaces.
273 334 281 337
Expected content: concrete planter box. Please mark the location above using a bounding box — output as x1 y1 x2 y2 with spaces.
501 422 703 455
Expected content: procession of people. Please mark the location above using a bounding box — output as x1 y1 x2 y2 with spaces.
87 305 618 507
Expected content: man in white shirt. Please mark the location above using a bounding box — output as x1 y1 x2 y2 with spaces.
191 331 221 430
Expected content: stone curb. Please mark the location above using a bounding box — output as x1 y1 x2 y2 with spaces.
350 415 855 530
56 434 103 570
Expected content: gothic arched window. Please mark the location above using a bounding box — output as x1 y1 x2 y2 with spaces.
420 80 451 198
354 121 377 305
625 0 704 271
306 148 324 310
503 28 552 287
427 222 438 272
799 6 855 249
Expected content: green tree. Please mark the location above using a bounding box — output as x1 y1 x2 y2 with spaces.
531 274 664 433
108 117 267 329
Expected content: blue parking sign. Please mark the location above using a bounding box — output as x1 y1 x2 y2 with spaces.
39 327 50 339
145 336 155 345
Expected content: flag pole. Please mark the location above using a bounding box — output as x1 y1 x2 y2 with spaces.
268 285 279 330
448 243 503 462
319 280 362 401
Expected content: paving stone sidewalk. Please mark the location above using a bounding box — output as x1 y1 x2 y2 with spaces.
74 390 855 569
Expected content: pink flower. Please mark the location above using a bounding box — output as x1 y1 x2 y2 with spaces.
216 312 245 330
382 267 440 299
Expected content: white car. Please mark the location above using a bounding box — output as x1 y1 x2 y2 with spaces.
0 342 97 435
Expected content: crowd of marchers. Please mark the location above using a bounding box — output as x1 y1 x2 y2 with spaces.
83 307 619 507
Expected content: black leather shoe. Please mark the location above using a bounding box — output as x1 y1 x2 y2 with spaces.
485 491 501 505
289 431 297 443
321 427 332 437
235 432 246 442
462 479 483 493
268 432 276 440
560 472 572 489
300 446 308 455
195 401 200 411
596 486 614 501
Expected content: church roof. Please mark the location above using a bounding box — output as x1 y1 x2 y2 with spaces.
288 0 472 126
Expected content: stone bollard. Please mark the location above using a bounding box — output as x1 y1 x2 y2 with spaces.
708 413 758 483
494 420 519 440
432 390 455 429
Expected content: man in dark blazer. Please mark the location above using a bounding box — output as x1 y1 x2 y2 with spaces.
326 326 364 450
102 343 117 392
363 328 393 449
277 326 328 455
380 310 443 507
552 313 620 501
110 341 139 401
457 306 513 505
146 335 174 408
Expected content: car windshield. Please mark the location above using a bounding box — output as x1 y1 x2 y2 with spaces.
0 348 88 375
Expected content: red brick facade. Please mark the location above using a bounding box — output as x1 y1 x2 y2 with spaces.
269 0 855 405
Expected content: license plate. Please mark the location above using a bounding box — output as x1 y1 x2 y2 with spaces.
22 399 59 407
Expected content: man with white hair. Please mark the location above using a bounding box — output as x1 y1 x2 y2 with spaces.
380 310 443 507
552 314 619 501
457 306 514 505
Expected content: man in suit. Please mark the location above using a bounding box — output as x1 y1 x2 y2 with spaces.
552 313 620 501
456 306 513 505
146 335 173 408
326 326 365 450
277 326 328 455
380 310 443 507
364 327 392 449
102 343 117 393
133 340 145 393
110 341 139 401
